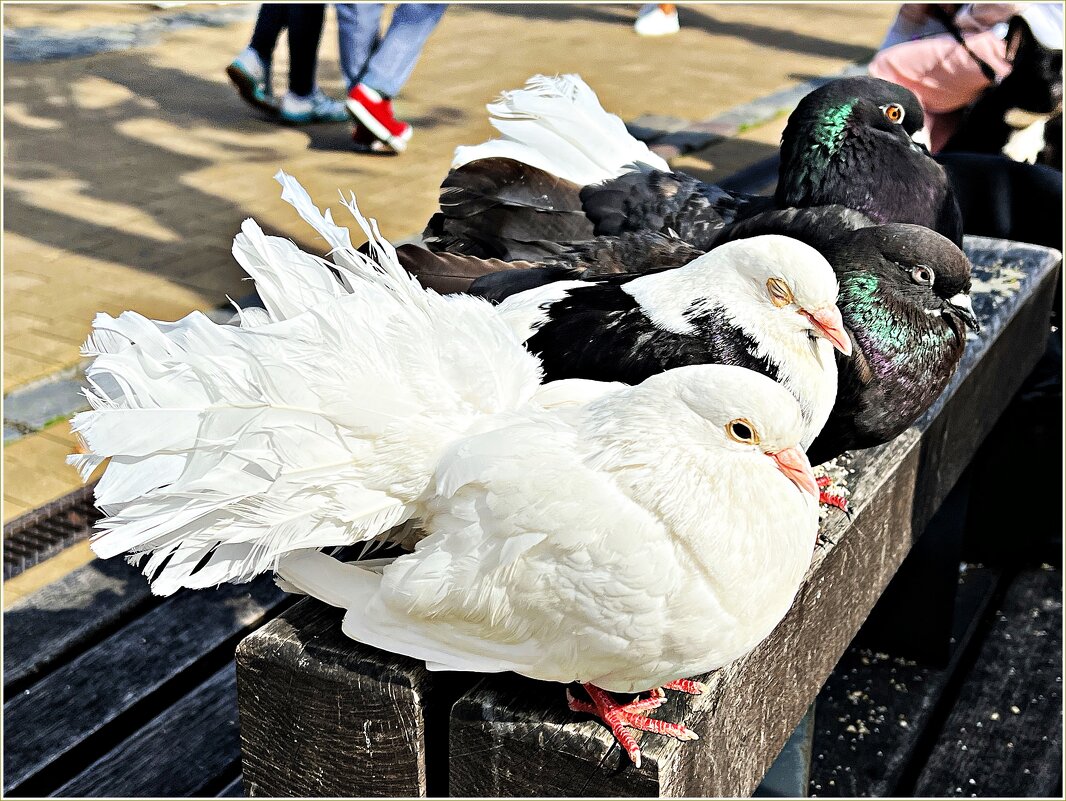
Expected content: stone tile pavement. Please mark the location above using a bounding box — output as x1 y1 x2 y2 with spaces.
2 3 895 533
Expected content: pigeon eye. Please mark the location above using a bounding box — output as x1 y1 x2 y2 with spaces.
766 278 795 308
911 265 935 285
881 103 905 124
726 418 760 445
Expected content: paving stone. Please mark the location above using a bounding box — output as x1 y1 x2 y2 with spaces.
2 376 87 434
3 429 87 512
3 352 71 392
3 4 257 62
3 497 32 525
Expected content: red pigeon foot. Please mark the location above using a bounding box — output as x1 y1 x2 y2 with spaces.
817 475 849 515
567 683 699 767
663 677 707 694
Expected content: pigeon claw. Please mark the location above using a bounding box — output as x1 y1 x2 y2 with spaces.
663 677 707 695
816 476 850 516
566 687 666 717
568 683 699 768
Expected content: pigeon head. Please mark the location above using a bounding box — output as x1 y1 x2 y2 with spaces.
782 76 926 155
831 224 978 334
696 235 852 355
640 364 819 498
775 78 961 243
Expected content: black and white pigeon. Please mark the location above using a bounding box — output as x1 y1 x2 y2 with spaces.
403 233 852 449
404 206 978 464
489 234 851 449
400 229 703 297
420 74 963 264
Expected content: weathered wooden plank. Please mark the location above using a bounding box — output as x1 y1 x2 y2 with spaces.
908 238 1063 534
3 556 156 692
912 568 1063 798
236 597 472 798
2 576 286 797
446 240 1061 796
963 336 1062 569
52 664 241 797
808 566 1001 797
855 473 973 666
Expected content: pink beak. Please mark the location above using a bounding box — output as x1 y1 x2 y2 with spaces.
803 305 852 356
770 446 819 498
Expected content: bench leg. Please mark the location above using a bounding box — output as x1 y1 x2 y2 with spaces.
856 472 973 667
754 703 816 798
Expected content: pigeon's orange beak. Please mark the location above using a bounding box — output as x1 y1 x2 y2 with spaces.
770 446 818 498
803 305 852 356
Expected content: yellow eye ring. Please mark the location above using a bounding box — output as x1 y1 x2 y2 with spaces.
766 277 795 308
726 418 760 445
882 103 905 124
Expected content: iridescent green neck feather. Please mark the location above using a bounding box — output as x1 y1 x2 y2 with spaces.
840 273 952 362
813 100 855 156
840 273 908 350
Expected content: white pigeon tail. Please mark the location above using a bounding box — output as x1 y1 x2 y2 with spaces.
70 173 545 596
451 74 671 186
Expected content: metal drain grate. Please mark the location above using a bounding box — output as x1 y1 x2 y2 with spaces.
3 483 100 580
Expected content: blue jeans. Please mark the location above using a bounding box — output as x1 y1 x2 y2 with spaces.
335 3 447 97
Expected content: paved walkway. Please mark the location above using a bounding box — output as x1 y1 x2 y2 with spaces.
2 2 895 530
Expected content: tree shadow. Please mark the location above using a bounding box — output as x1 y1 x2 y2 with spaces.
673 6 877 62
469 3 632 26
3 50 381 302
473 3 878 63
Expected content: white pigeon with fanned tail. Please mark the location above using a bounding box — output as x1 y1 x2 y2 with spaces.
72 173 819 764
71 171 547 596
451 73 671 186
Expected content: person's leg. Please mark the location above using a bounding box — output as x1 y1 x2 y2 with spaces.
336 3 385 90
358 3 446 98
285 3 325 97
249 3 288 64
228 3 288 113
869 31 1013 151
277 3 348 123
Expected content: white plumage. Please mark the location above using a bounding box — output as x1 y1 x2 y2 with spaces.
72 172 546 595
277 363 818 693
452 74 671 186
73 174 820 760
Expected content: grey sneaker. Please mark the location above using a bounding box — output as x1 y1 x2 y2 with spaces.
278 88 349 124
226 47 278 115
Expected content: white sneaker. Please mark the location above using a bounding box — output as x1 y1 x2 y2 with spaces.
226 46 278 114
635 5 680 36
232 46 266 83
279 88 349 124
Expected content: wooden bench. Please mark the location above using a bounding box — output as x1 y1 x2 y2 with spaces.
234 236 1061 797
2 555 290 797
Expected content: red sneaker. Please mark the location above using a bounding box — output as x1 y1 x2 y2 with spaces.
346 84 412 153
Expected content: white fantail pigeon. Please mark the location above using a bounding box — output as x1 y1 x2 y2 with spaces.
71 173 820 766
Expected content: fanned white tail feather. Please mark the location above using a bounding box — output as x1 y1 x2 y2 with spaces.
70 173 544 596
452 74 672 186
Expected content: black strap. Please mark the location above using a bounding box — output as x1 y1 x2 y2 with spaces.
928 5 999 82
